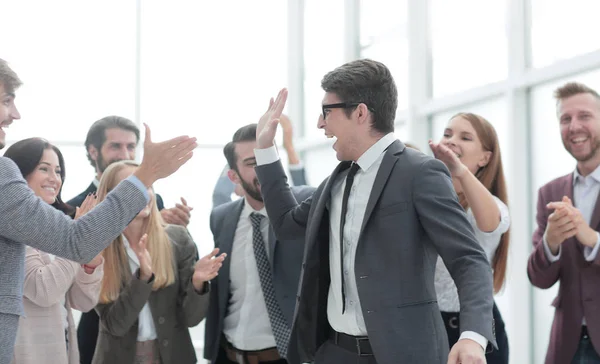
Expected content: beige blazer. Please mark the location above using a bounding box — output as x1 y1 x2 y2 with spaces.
12 247 104 364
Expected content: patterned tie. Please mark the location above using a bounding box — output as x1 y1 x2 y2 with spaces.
249 212 291 357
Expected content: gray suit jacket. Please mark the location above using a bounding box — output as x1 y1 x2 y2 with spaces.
0 156 147 317
93 225 208 364
255 140 496 364
204 185 314 364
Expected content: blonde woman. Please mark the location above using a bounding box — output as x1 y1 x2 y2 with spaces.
92 161 225 364
4 138 103 364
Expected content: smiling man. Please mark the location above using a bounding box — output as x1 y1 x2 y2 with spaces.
252 59 495 364
528 82 600 363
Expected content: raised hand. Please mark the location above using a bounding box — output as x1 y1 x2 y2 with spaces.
75 193 98 219
192 248 226 291
256 88 288 149
428 139 468 178
131 234 153 281
134 124 198 187
161 197 193 227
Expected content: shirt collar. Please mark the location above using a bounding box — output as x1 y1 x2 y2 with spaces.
574 164 600 185
92 178 100 188
355 133 396 172
240 197 268 221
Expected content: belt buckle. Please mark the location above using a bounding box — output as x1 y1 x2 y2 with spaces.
356 337 372 357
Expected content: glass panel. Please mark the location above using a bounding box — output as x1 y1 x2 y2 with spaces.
431 0 508 97
1 0 136 143
531 0 600 68
360 0 408 111
140 1 287 144
303 0 345 139
361 37 409 112
529 68 600 364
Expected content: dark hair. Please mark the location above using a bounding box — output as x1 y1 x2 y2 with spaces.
321 59 398 134
0 58 22 95
84 116 140 168
223 124 257 170
3 138 74 216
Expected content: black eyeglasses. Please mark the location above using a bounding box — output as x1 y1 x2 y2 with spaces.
321 102 373 120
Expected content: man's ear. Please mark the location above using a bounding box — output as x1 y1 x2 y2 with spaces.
227 169 241 184
88 146 99 161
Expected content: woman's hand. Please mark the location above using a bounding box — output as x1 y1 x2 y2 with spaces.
75 193 97 219
428 140 468 178
131 234 153 281
192 248 226 291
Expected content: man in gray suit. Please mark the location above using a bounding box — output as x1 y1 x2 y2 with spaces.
204 124 314 364
253 59 495 364
0 58 196 364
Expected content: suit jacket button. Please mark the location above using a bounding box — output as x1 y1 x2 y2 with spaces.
158 317 165 324
163 339 169 347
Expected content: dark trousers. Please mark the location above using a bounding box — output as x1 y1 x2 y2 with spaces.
214 342 288 364
77 310 100 364
314 340 378 364
441 302 508 364
572 327 600 364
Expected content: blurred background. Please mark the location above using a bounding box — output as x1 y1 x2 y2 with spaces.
2 0 600 362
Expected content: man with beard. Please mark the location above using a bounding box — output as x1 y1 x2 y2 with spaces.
528 82 600 363
69 115 194 364
204 123 314 364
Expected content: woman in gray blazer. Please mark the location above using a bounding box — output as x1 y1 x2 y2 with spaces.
91 161 226 364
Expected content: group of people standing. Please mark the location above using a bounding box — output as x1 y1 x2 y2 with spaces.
0 56 598 364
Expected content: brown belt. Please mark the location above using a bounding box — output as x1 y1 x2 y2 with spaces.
224 343 281 364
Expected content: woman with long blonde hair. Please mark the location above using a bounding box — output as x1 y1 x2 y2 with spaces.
92 161 226 364
429 112 510 364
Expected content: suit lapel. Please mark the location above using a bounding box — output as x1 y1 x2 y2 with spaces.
358 140 403 239
306 161 351 249
216 199 245 298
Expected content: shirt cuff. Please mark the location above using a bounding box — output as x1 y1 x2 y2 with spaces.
459 331 487 351
126 175 150 203
288 162 304 170
543 235 561 262
584 232 600 261
254 145 280 166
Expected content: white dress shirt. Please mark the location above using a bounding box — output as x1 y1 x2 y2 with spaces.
122 235 158 341
222 200 277 350
543 165 600 325
436 197 510 312
255 135 487 350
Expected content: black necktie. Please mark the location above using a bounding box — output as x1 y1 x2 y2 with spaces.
340 162 360 313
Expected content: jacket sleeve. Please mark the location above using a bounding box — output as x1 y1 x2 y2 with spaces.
413 159 495 348
527 187 562 288
22 246 80 307
95 272 154 337
68 258 104 312
0 157 147 263
254 159 313 241
168 225 209 327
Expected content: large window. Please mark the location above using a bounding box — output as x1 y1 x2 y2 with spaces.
360 0 408 111
303 0 345 140
531 0 600 68
430 0 508 97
